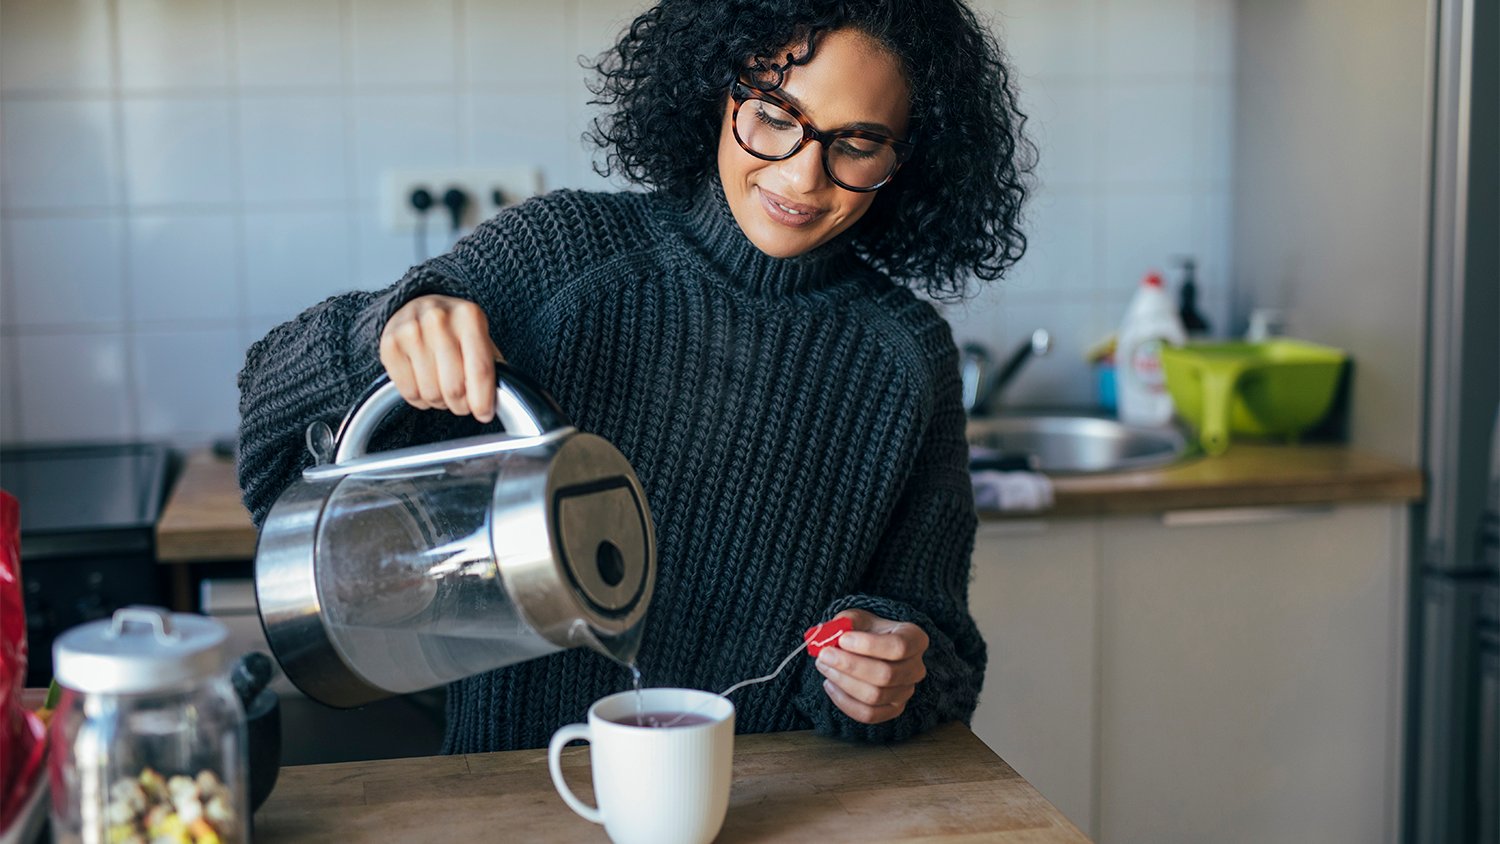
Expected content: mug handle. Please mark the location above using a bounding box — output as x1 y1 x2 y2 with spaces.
548 723 604 824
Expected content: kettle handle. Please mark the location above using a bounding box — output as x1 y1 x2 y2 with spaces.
333 363 570 464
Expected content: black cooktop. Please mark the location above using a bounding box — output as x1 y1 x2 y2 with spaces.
0 443 173 559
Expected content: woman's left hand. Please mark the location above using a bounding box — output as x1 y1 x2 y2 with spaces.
815 608 929 725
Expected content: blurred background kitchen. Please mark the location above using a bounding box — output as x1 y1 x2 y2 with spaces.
0 1 1494 843
0 0 1244 441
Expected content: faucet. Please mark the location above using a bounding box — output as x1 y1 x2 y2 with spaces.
960 329 1052 416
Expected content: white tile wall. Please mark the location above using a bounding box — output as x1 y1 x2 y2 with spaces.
14 332 134 442
350 0 457 88
0 0 113 93
1 99 120 209
468 92 571 188
1005 192 1099 295
350 94 463 199
1102 83 1197 186
6 216 128 326
0 0 1233 445
1101 0 1201 78
238 97 349 205
233 0 344 89
132 327 242 441
987 0 1099 82
120 98 237 206
1021 83 1098 190
128 213 240 322
117 0 232 91
464 3 572 86
353 206 421 291
1100 191 1197 289
243 210 353 322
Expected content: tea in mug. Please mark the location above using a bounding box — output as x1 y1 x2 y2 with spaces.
608 711 716 728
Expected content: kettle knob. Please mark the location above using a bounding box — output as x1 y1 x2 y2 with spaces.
333 363 570 463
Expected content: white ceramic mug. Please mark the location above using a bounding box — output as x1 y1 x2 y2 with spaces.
548 687 735 844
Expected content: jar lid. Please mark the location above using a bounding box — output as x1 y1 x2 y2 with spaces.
53 606 229 694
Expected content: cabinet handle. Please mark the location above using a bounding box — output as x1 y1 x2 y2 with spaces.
1160 505 1334 527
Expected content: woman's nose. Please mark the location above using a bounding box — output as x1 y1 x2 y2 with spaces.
777 141 827 191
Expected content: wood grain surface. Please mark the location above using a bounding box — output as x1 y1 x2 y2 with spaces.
156 444 1422 562
253 722 1092 843
155 450 256 563
1037 443 1423 519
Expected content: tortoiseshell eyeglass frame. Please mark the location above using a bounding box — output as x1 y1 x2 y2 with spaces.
728 80 915 193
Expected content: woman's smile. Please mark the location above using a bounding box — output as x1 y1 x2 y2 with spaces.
757 186 824 227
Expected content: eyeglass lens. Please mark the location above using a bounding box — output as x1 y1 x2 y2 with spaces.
735 97 899 190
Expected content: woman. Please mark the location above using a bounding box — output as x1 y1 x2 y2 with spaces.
237 0 1031 753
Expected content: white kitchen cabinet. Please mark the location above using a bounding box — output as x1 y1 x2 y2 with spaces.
969 518 1100 838
1095 505 1406 844
967 504 1408 844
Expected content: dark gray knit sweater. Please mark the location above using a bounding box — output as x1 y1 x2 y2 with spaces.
236 179 985 752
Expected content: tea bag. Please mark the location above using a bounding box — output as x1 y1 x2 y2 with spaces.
716 617 853 697
656 617 852 727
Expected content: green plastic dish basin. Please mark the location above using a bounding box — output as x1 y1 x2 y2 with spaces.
1160 339 1347 456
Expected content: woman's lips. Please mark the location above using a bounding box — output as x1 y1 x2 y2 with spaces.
757 187 822 228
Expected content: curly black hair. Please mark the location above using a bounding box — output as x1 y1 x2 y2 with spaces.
584 0 1035 300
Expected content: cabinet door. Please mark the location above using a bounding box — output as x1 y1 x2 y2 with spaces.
1095 505 1406 844
969 518 1099 838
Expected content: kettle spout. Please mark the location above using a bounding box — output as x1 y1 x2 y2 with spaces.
568 619 647 669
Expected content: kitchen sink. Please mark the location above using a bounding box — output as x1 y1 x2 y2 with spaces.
967 414 1188 475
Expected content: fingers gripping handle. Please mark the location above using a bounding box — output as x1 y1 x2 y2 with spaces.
548 723 604 825
333 362 569 463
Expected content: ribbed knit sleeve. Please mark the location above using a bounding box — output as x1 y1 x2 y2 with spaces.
793 314 985 743
235 192 596 526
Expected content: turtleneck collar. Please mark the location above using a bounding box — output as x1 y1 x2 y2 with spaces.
669 173 859 298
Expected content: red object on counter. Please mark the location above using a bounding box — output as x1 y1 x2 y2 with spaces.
803 617 853 657
1 489 45 833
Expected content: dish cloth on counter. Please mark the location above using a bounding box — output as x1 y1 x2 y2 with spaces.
972 470 1055 512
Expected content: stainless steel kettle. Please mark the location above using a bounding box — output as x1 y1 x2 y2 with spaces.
255 364 655 708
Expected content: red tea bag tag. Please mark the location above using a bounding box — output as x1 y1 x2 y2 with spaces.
804 617 853 657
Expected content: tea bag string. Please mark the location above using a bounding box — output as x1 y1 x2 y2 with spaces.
657 628 844 728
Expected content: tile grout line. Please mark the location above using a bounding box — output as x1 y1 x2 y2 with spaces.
455 0 472 168
106 0 144 443
1090 0 1111 396
341 0 361 293
227 0 252 414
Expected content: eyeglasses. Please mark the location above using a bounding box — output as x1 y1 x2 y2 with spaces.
729 81 914 193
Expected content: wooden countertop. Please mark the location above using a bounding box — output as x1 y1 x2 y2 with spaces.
1025 443 1423 520
254 722 1091 843
156 444 1423 563
156 450 257 563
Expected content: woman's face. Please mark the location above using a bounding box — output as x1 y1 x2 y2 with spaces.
716 28 911 259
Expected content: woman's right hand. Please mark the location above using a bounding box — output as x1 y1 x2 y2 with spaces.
379 294 504 423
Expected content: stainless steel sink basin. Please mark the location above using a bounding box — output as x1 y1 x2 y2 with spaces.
967 414 1188 475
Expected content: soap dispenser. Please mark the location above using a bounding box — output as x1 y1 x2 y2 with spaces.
1117 271 1187 426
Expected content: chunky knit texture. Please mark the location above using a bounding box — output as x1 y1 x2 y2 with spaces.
237 179 985 751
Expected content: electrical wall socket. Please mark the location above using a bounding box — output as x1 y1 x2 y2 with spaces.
380 166 543 233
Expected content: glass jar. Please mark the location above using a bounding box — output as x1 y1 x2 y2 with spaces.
48 606 248 844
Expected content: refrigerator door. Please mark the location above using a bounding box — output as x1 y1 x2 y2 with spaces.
1416 576 1484 843
1408 0 1499 838
1480 609 1498 844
